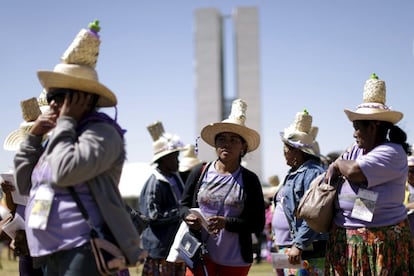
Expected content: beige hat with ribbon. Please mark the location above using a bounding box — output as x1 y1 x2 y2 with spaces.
179 144 202 172
201 99 260 152
4 93 49 151
37 20 117 107
280 109 321 157
344 73 403 124
147 121 184 164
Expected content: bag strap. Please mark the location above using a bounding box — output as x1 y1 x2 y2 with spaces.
68 186 98 235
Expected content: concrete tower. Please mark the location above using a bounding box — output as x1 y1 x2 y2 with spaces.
194 6 262 179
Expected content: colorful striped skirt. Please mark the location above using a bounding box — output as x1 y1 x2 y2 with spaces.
325 219 414 275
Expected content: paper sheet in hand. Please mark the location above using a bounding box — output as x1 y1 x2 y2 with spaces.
189 208 210 232
0 172 28 205
271 253 303 269
1 213 25 239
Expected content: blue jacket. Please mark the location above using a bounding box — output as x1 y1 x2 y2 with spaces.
279 160 327 250
139 169 183 259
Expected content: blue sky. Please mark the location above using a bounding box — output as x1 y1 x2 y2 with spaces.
1 1 414 183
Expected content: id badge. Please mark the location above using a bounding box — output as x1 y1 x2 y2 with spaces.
351 188 378 222
28 184 54 230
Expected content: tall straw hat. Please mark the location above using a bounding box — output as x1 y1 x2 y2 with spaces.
179 144 202 172
201 99 260 152
37 20 117 107
147 121 184 164
280 109 321 157
4 93 49 151
344 73 403 124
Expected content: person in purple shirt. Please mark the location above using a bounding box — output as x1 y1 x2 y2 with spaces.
180 99 265 276
324 73 414 275
13 20 145 275
272 109 326 276
404 155 414 238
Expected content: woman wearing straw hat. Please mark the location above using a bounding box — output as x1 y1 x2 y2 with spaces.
1 96 46 276
405 155 414 238
180 99 265 276
271 109 327 276
325 73 414 274
14 20 146 275
139 121 187 276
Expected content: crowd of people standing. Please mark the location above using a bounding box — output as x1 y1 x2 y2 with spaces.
1 19 414 276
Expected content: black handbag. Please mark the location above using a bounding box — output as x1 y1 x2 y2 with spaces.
178 231 207 269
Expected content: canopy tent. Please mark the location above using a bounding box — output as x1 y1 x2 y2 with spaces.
118 162 153 199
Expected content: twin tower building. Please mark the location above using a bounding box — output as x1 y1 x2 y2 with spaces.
194 7 262 178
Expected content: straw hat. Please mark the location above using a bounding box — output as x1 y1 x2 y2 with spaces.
408 156 414 167
344 73 403 124
37 20 117 107
4 94 49 151
201 99 260 152
179 144 202 172
147 121 184 164
268 175 280 187
280 109 321 157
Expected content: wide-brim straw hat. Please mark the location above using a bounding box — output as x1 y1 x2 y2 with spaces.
179 144 202 172
38 64 116 107
3 123 33 151
37 20 117 108
201 99 260 152
280 110 320 157
4 96 49 151
344 73 403 124
151 135 185 164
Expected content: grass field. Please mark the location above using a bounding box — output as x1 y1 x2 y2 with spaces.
0 247 275 276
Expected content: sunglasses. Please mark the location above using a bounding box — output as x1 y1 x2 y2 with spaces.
409 168 414 174
46 88 74 104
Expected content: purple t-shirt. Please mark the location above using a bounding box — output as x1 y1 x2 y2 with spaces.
25 156 103 257
272 187 293 246
197 163 248 266
335 143 407 228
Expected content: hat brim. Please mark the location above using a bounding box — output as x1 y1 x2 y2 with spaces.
3 125 33 151
37 71 117 107
179 158 202 172
151 148 184 164
201 122 260 152
344 108 403 124
280 132 320 157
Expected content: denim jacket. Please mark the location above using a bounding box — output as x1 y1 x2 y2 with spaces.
280 159 327 250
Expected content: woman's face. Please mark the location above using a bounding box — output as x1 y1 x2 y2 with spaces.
214 132 246 163
159 151 180 173
352 120 376 151
283 143 301 168
408 166 414 186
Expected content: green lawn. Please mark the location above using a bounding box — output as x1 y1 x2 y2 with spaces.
0 247 274 275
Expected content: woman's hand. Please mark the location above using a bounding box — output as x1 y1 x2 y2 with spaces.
184 213 202 231
60 92 94 122
0 181 15 194
287 245 302 265
325 161 340 184
207 215 226 235
30 111 58 136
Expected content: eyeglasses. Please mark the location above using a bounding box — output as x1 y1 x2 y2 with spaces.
46 88 74 104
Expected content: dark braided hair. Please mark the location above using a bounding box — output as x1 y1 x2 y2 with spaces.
377 121 411 155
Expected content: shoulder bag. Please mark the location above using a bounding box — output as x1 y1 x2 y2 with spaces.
68 187 128 276
295 172 344 233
